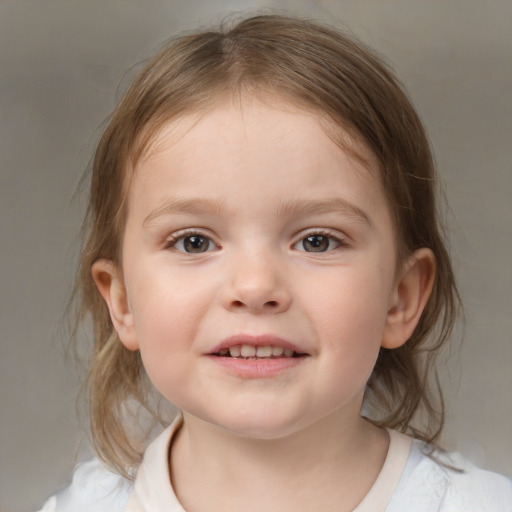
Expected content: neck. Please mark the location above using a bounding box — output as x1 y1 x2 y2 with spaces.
170 410 389 512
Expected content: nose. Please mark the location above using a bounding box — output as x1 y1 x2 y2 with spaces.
220 253 292 314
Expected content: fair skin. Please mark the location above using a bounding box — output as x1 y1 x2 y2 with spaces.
93 97 435 511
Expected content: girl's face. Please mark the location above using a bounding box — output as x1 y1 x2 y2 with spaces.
99 98 417 439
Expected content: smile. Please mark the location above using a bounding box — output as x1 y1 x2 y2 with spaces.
216 344 303 359
208 335 309 377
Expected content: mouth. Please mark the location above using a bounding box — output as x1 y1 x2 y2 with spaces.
213 344 306 359
207 335 308 378
208 335 308 360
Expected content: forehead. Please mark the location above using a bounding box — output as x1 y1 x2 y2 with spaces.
135 92 378 174
124 98 394 239
133 99 377 195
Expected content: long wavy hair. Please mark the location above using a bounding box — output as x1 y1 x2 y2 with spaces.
73 15 460 477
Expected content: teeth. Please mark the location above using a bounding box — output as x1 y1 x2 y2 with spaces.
240 344 256 357
256 345 272 357
272 346 284 357
220 344 298 358
228 345 241 357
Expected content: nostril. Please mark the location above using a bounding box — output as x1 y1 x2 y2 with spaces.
231 299 278 309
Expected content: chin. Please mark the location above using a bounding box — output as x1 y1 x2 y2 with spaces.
201 406 309 440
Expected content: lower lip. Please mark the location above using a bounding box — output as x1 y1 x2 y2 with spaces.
207 356 305 378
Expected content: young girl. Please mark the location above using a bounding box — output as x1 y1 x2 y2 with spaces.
40 14 511 512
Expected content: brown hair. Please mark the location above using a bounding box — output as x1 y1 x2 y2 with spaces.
75 14 460 477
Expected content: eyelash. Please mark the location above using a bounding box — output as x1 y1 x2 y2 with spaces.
164 229 348 254
292 230 348 253
164 229 218 254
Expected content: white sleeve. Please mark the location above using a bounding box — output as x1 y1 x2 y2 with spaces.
441 466 512 512
36 459 133 512
387 440 512 512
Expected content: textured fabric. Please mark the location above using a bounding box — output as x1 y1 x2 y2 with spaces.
387 441 512 512
37 458 132 512
39 418 512 512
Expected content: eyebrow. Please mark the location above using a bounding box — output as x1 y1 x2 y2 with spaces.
276 198 373 228
143 196 373 228
143 198 229 226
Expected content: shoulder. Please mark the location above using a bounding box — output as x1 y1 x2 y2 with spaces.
388 438 512 512
38 458 133 512
440 450 512 512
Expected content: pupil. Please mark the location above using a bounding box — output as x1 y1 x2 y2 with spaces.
184 236 208 253
304 235 328 252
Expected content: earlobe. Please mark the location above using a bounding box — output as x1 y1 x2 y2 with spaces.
382 248 436 349
91 259 139 351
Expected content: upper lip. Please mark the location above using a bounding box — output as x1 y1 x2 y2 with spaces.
208 334 306 355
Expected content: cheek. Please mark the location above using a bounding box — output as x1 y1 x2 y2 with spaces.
307 267 392 381
311 269 391 332
131 295 200 405
127 261 204 327
130 292 201 355
124 273 202 373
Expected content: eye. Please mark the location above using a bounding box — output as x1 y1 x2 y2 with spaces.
167 233 217 254
294 233 343 253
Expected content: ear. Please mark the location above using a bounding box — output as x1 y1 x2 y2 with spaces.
91 259 139 351
382 248 436 349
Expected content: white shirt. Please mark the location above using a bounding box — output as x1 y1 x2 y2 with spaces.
39 417 512 512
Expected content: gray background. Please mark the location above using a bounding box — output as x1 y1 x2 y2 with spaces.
1 1 511 510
